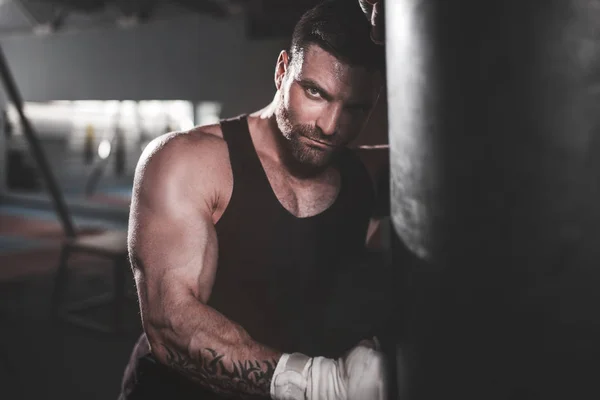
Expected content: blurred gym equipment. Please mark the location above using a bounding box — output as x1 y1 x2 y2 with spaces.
0 45 76 238
83 124 95 165
0 44 129 334
52 228 129 334
84 114 123 197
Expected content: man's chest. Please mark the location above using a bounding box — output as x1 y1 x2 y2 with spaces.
260 157 342 218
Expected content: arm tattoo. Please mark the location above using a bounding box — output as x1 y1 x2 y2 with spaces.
162 344 278 399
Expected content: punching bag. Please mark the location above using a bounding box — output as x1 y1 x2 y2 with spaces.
386 0 600 398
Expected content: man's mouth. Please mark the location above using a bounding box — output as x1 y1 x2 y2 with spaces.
304 136 336 148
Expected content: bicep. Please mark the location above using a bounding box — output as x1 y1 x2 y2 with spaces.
129 159 220 322
130 200 218 308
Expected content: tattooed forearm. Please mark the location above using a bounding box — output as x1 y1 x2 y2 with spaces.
162 344 278 399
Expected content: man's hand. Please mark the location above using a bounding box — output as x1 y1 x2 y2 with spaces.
270 339 387 400
358 0 385 45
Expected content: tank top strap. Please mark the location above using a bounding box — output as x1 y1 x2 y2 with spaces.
219 114 272 195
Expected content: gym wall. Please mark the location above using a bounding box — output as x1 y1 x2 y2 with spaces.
0 14 288 119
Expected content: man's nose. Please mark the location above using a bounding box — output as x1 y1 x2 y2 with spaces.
317 104 343 136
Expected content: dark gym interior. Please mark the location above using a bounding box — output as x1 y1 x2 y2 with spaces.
1 0 600 399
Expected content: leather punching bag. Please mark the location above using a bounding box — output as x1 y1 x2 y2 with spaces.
386 0 600 398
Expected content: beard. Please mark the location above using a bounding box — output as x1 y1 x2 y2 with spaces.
275 105 340 170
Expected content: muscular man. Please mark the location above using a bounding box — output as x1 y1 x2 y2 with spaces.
119 1 387 399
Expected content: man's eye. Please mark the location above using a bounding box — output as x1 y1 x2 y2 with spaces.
306 87 321 98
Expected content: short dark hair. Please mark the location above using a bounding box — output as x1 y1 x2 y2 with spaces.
290 0 384 72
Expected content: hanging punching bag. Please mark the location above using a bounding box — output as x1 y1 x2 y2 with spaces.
386 0 600 398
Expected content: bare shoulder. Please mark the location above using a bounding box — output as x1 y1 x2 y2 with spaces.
191 122 224 139
137 125 228 179
134 124 232 217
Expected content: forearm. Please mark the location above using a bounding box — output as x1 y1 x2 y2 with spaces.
147 297 282 399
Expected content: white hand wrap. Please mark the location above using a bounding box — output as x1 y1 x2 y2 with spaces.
270 346 386 400
337 345 387 400
270 353 312 400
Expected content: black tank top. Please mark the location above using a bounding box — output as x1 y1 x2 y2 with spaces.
121 115 374 399
208 115 375 357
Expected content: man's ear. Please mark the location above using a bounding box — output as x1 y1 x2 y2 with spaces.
274 50 290 90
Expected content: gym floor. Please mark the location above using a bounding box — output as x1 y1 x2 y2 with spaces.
0 204 140 400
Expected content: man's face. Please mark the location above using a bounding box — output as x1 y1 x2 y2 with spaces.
275 45 381 169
